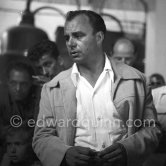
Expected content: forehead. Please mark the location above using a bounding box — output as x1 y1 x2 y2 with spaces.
6 133 26 143
9 69 30 80
64 14 93 34
37 54 56 66
114 42 134 54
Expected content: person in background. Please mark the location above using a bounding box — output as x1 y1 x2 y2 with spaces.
27 39 63 85
143 85 166 166
0 123 41 166
152 85 166 130
0 60 40 127
0 53 29 84
152 85 166 153
33 10 161 166
111 38 136 66
149 73 165 89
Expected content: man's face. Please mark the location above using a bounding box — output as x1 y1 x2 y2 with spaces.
64 14 99 65
8 69 32 101
36 54 59 79
149 76 164 89
6 134 28 163
112 42 135 66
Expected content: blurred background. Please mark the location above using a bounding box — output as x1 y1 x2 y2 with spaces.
0 0 166 79
0 1 166 166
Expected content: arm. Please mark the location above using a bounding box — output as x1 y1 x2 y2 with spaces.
32 85 70 166
118 83 162 166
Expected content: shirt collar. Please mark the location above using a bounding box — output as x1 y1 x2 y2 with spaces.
71 54 113 87
104 54 113 72
71 63 80 87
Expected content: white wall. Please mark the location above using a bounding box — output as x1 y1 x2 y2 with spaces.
0 0 145 41
145 0 166 80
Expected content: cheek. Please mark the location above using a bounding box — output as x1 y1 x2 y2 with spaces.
8 87 15 93
22 86 31 94
7 147 11 153
17 147 27 157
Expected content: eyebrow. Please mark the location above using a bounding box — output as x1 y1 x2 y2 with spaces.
65 30 85 35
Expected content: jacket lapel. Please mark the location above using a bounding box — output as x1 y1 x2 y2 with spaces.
110 58 142 100
60 78 77 146
110 59 122 100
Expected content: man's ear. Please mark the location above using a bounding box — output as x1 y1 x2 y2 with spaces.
96 31 104 45
57 56 64 66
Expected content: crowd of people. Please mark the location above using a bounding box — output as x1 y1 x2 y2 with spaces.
0 10 165 166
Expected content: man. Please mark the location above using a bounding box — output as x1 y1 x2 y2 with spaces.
152 86 166 130
111 37 144 72
0 123 41 166
0 60 40 126
112 38 136 66
143 86 166 166
149 73 165 89
0 60 40 163
33 10 161 166
27 40 63 85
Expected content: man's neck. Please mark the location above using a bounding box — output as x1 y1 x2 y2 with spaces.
77 53 105 87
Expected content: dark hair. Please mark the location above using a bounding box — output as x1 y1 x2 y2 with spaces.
3 122 36 162
27 40 59 62
65 10 106 35
150 73 165 85
6 60 35 80
3 121 34 144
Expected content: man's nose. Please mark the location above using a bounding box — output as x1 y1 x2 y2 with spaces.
67 37 76 48
121 58 126 63
16 84 21 91
121 58 129 65
42 67 49 76
10 144 16 153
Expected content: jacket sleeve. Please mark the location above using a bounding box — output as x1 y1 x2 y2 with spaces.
118 80 162 166
32 84 70 166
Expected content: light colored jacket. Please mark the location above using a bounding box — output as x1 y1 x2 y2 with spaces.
33 59 161 166
152 86 166 130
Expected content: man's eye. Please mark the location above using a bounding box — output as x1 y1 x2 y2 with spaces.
114 57 122 61
43 62 52 67
75 34 83 39
15 142 21 146
7 143 11 146
9 81 16 86
21 82 29 87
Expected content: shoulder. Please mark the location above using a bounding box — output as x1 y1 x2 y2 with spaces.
110 58 146 81
44 68 72 88
152 86 166 97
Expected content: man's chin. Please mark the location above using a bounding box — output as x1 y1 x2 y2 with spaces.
11 158 19 163
14 95 26 102
15 97 23 101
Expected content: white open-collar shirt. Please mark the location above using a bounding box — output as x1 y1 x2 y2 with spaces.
71 55 127 151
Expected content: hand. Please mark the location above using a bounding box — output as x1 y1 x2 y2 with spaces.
32 75 50 85
0 153 11 166
64 146 100 166
98 143 127 166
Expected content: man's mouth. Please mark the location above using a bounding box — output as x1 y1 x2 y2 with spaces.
10 156 17 160
70 51 78 57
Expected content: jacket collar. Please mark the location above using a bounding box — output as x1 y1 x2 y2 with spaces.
46 68 72 88
110 58 141 81
46 58 141 88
